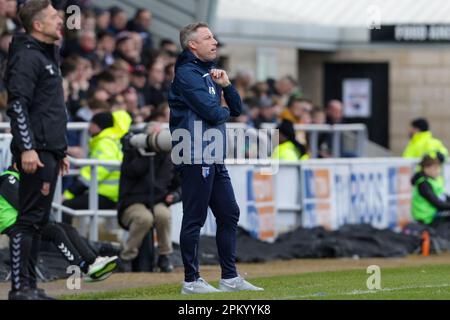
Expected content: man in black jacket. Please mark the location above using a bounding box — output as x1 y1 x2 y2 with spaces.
118 126 181 272
5 0 69 300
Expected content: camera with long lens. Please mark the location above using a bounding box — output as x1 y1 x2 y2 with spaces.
125 122 172 155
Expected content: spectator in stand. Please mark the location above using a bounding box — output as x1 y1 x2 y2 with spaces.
109 92 127 112
403 118 448 160
62 55 91 118
157 38 178 66
130 64 147 108
312 106 331 158
131 31 143 56
4 0 19 33
164 62 175 86
108 59 131 94
312 106 326 125
95 70 118 96
145 60 167 108
272 120 309 161
127 8 153 50
123 86 140 122
232 69 253 100
280 98 313 146
0 32 12 85
94 7 110 34
96 31 116 67
0 0 7 35
114 32 141 67
280 97 313 125
326 99 344 125
160 38 178 55
252 81 270 102
66 56 93 119
252 97 277 129
275 76 298 106
75 30 97 61
62 11 97 58
323 99 359 157
108 6 128 35
80 9 96 32
318 99 343 157
0 30 8 123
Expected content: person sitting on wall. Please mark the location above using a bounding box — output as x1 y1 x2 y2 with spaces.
272 120 309 161
411 152 450 225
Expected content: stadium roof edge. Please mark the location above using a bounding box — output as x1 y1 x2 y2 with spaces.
215 18 370 51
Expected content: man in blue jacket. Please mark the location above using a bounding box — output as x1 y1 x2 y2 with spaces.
169 22 263 294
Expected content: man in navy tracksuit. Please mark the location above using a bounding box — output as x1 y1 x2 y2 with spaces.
169 22 263 294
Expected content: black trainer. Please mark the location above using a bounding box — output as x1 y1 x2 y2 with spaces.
34 288 57 300
8 288 39 300
157 255 173 273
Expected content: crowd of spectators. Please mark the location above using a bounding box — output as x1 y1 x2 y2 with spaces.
0 0 346 159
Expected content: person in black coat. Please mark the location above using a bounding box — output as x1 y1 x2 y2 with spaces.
118 127 181 272
5 0 70 300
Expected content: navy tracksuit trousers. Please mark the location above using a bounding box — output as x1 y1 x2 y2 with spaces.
179 164 240 282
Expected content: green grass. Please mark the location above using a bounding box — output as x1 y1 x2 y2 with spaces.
61 264 450 300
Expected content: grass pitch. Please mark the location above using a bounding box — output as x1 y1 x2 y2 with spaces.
61 264 450 300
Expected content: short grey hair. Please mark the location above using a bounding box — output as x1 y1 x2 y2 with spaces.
179 22 209 50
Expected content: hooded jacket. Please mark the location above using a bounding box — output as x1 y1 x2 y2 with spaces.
64 110 132 202
168 50 242 166
5 33 67 158
403 131 448 160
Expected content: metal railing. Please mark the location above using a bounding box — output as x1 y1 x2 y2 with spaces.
0 122 368 158
52 157 121 241
260 123 368 158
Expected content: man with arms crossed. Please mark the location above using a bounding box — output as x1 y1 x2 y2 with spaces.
169 22 263 294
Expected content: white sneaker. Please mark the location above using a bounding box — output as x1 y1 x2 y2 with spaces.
84 271 113 283
86 256 118 281
219 276 264 292
181 278 221 294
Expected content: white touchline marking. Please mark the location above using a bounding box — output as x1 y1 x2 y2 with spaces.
270 283 450 300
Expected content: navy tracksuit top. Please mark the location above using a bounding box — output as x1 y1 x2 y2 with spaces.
168 49 242 282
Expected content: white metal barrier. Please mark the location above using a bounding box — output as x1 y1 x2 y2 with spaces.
261 123 368 158
171 158 424 244
2 152 427 242
52 158 121 241
0 122 369 159
0 133 12 172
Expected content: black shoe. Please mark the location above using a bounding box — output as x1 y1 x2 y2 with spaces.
33 288 57 300
8 288 39 300
157 255 173 273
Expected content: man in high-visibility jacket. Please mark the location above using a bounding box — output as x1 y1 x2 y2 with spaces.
63 110 132 217
403 118 448 160
272 120 309 161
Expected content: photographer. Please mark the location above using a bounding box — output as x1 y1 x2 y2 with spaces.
118 123 181 272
